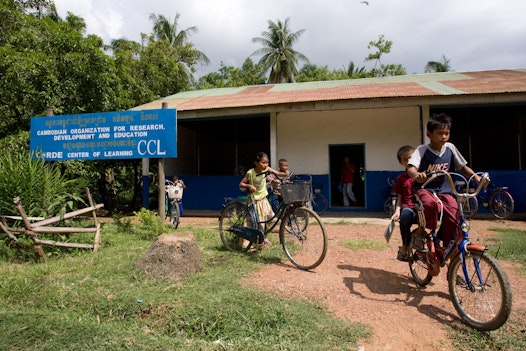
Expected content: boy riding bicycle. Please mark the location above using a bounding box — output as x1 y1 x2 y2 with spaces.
407 113 482 251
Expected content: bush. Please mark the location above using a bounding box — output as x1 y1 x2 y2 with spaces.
0 151 84 217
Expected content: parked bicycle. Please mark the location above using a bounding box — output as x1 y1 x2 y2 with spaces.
455 181 514 220
310 183 328 215
219 173 328 270
382 177 397 215
165 179 184 229
408 170 512 331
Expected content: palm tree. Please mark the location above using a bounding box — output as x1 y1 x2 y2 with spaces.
425 55 452 73
251 18 309 83
148 13 210 71
346 61 367 78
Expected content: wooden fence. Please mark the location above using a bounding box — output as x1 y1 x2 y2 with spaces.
0 188 103 261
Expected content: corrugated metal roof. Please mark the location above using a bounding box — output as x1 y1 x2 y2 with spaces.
133 69 526 112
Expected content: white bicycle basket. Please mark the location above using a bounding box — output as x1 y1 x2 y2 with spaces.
166 183 184 200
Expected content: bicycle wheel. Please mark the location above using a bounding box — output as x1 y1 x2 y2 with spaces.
219 201 252 253
383 196 396 215
447 250 512 331
488 189 514 220
311 194 328 214
283 205 309 234
279 207 328 270
459 196 478 219
169 201 180 229
408 249 433 286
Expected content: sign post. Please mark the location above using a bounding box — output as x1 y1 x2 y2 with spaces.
30 109 177 160
30 109 177 214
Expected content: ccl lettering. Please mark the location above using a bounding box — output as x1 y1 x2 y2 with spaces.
137 139 166 156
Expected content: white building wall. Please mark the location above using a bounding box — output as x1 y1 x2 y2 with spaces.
275 106 423 173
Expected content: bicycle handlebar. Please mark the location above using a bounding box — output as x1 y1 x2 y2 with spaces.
256 170 271 177
421 171 490 199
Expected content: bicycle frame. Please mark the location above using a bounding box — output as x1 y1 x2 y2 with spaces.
413 171 490 275
446 217 489 287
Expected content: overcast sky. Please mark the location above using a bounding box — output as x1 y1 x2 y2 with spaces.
53 0 526 78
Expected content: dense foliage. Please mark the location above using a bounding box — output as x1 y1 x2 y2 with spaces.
0 0 441 214
0 151 83 217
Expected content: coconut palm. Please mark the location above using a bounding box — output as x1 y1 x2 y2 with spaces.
346 61 367 78
251 17 309 83
425 55 452 73
148 13 210 73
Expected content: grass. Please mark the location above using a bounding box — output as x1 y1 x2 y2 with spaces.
485 227 526 272
448 226 526 351
340 239 388 251
0 216 370 351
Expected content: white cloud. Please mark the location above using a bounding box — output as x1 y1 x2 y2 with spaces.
53 0 526 77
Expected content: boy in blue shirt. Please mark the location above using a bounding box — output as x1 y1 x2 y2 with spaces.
407 113 481 251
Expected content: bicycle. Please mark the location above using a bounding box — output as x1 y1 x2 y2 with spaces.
219 173 328 270
165 179 184 229
455 181 514 220
382 177 397 215
408 170 512 331
310 183 328 215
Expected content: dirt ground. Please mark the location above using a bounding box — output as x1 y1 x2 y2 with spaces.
182 214 526 351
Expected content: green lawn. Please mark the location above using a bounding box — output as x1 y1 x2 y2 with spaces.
0 217 370 351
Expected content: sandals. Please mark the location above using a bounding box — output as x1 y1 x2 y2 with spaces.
253 239 272 251
397 246 410 262
411 228 428 253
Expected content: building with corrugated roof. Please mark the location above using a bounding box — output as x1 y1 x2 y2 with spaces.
133 68 526 214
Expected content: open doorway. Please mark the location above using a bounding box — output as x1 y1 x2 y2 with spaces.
329 144 365 208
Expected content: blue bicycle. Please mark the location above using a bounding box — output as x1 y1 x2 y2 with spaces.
455 181 514 220
408 171 512 331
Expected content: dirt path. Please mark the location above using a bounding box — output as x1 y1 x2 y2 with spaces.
184 216 526 351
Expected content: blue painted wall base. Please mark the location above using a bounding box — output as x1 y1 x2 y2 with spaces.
155 171 526 215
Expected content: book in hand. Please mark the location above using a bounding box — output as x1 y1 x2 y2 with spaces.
384 220 395 243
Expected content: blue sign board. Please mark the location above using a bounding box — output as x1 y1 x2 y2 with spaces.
30 109 177 160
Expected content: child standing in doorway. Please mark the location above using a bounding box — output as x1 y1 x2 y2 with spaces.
239 152 288 246
390 145 417 261
340 156 358 206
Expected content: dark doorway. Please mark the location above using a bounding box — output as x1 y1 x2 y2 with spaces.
178 116 269 175
329 144 366 208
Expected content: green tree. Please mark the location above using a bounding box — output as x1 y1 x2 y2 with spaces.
378 63 406 76
365 35 391 71
364 35 406 77
0 6 120 138
109 38 153 108
197 58 265 88
346 61 367 78
251 17 309 83
19 0 58 19
296 64 348 82
425 55 452 73
148 12 210 83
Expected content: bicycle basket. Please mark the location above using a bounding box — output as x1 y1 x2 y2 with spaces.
166 184 183 200
281 181 311 204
